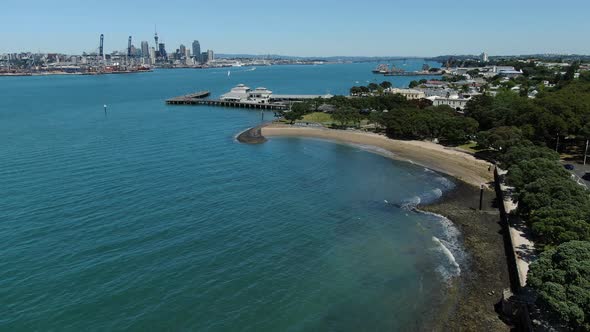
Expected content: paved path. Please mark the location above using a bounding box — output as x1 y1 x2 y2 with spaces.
498 170 536 288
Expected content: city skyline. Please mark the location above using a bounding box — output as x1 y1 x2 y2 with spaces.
2 0 590 56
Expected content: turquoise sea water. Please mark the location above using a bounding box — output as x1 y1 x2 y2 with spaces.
0 61 463 331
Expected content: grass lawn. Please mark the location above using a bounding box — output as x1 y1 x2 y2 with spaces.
301 112 334 124
457 141 483 153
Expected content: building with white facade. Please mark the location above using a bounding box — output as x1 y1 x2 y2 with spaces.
481 52 489 62
220 84 272 104
385 88 426 100
428 95 472 111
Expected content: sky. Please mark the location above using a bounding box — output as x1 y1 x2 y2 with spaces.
2 0 590 57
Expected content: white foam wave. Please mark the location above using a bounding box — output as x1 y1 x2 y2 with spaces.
432 236 461 281
434 176 455 190
432 236 460 270
414 210 465 281
400 196 421 209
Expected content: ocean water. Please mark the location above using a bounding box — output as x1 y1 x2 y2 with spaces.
0 61 462 331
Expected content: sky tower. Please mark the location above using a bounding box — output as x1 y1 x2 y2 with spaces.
99 34 104 57
154 25 159 50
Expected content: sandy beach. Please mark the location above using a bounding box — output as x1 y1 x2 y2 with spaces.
261 124 494 187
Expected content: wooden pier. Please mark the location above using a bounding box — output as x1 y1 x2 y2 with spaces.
165 91 288 110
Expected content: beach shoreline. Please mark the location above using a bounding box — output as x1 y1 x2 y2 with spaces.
241 124 510 330
260 124 494 187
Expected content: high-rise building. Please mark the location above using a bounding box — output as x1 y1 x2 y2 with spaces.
149 47 156 61
207 49 214 62
154 28 159 51
179 44 186 59
158 43 167 59
192 40 201 62
130 45 137 58
481 52 489 62
141 41 149 58
201 52 208 63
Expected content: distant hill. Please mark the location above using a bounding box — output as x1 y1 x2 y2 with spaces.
216 54 427 62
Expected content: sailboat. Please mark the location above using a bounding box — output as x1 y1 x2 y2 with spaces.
227 70 231 78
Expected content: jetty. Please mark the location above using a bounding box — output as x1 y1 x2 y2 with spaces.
165 91 211 104
166 84 333 111
166 98 288 110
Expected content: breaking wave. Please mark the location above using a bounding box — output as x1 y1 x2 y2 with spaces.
419 210 465 281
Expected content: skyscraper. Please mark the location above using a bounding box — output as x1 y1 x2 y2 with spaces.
154 26 159 51
481 52 489 62
192 40 201 63
149 47 156 62
207 49 214 62
141 41 149 58
158 43 167 59
179 44 186 59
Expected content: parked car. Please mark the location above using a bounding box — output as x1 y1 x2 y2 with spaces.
583 172 590 181
564 164 575 170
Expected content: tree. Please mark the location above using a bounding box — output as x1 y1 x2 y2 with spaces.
349 86 361 96
332 107 360 127
284 110 303 124
379 81 392 89
562 61 580 82
376 106 477 143
367 83 379 92
506 157 570 191
528 241 590 331
464 94 496 130
476 126 524 150
408 80 419 88
499 142 559 168
517 177 590 228
284 103 307 124
467 69 480 77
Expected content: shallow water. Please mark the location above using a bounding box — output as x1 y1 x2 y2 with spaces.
0 62 463 331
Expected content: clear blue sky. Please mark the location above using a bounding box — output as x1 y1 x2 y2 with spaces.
2 0 589 56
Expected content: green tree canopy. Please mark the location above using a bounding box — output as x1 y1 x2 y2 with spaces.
379 81 392 89
506 157 570 191
477 126 524 150
499 143 559 169
528 241 590 331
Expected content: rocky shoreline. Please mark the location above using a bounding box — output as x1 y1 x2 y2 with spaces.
422 182 511 331
236 125 267 144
